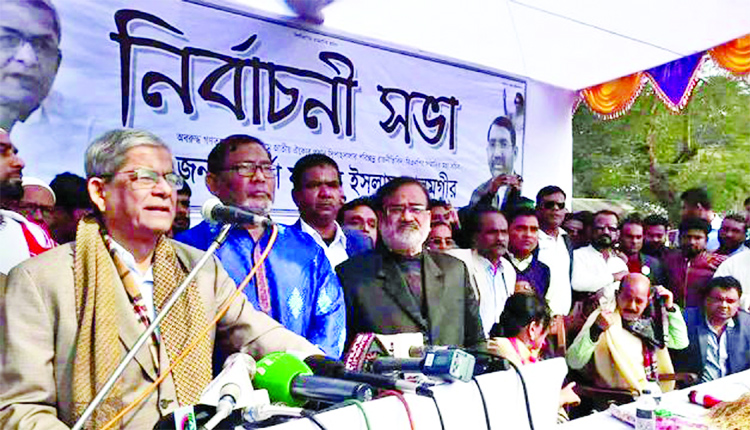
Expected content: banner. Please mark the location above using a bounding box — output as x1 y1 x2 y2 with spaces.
6 0 526 220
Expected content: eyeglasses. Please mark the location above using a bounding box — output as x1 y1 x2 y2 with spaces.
384 204 428 218
0 32 59 58
105 168 184 190
542 201 565 210
594 225 618 232
223 162 274 177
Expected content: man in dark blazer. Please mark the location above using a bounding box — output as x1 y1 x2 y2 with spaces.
673 276 750 384
337 177 485 350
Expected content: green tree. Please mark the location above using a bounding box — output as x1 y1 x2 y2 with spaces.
573 75 750 224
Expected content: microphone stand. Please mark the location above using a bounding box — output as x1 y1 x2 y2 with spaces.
72 223 234 430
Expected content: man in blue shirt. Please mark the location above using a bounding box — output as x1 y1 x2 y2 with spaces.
177 134 346 358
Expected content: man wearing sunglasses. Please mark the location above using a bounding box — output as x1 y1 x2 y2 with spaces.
536 185 574 317
572 210 629 306
177 134 346 360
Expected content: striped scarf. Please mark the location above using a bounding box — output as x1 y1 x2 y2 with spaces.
71 216 212 429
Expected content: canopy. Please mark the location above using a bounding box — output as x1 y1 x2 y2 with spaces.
230 0 750 90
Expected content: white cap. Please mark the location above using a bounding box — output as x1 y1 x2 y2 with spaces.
21 177 56 205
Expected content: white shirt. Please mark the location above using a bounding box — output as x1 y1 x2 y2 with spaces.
448 249 516 336
0 210 55 275
299 219 349 268
571 244 628 304
706 214 723 253
538 228 572 316
109 239 156 320
714 250 750 310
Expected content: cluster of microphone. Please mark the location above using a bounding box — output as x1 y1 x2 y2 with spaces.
154 347 504 429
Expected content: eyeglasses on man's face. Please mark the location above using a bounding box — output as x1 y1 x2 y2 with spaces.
0 32 59 59
106 167 184 190
222 162 274 177
384 204 428 219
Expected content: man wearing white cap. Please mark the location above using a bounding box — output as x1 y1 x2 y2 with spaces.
18 176 55 229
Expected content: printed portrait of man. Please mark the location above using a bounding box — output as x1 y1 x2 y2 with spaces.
469 115 522 210
0 0 61 132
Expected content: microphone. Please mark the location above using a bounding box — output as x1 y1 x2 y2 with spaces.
688 390 723 408
198 353 263 430
254 352 376 406
304 356 433 396
371 348 476 382
201 198 273 227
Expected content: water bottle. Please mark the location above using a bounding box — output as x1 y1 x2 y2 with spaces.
645 379 662 405
635 389 657 430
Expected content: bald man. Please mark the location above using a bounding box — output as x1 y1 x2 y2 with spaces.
567 274 688 399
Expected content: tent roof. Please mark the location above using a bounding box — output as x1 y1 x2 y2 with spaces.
230 0 750 90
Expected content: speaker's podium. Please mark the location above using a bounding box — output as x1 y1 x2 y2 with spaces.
267 357 568 430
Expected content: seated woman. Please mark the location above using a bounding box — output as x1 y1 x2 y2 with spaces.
488 292 580 421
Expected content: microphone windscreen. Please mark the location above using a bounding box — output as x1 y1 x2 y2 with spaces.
254 352 312 406
201 198 222 222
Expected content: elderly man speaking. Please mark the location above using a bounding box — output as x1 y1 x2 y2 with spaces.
0 129 320 429
567 273 688 397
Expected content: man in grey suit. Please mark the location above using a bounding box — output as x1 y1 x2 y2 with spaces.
0 129 320 430
336 177 485 350
673 276 750 384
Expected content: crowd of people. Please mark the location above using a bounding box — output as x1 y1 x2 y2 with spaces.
3 125 750 427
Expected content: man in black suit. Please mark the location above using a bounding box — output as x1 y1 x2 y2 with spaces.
673 276 750 384
337 177 485 350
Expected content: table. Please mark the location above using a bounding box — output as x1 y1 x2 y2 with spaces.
560 369 750 429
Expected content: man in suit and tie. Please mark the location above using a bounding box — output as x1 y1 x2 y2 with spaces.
0 129 320 429
673 276 750 384
336 177 485 350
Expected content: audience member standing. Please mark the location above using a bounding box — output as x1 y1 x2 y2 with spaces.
506 207 550 300
0 129 55 274
338 197 378 247
535 186 574 316
48 172 92 244
716 213 749 256
448 206 516 336
663 218 726 309
290 154 371 267
619 215 668 287
642 214 670 259
571 210 629 306
681 187 721 252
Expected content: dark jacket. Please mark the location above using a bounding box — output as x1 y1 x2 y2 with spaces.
336 248 485 350
672 307 750 381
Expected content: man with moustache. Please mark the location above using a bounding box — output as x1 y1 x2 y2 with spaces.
177 135 346 358
290 153 371 267
337 177 484 348
567 274 688 398
448 206 516 336
572 210 629 305
506 207 550 299
469 116 522 210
